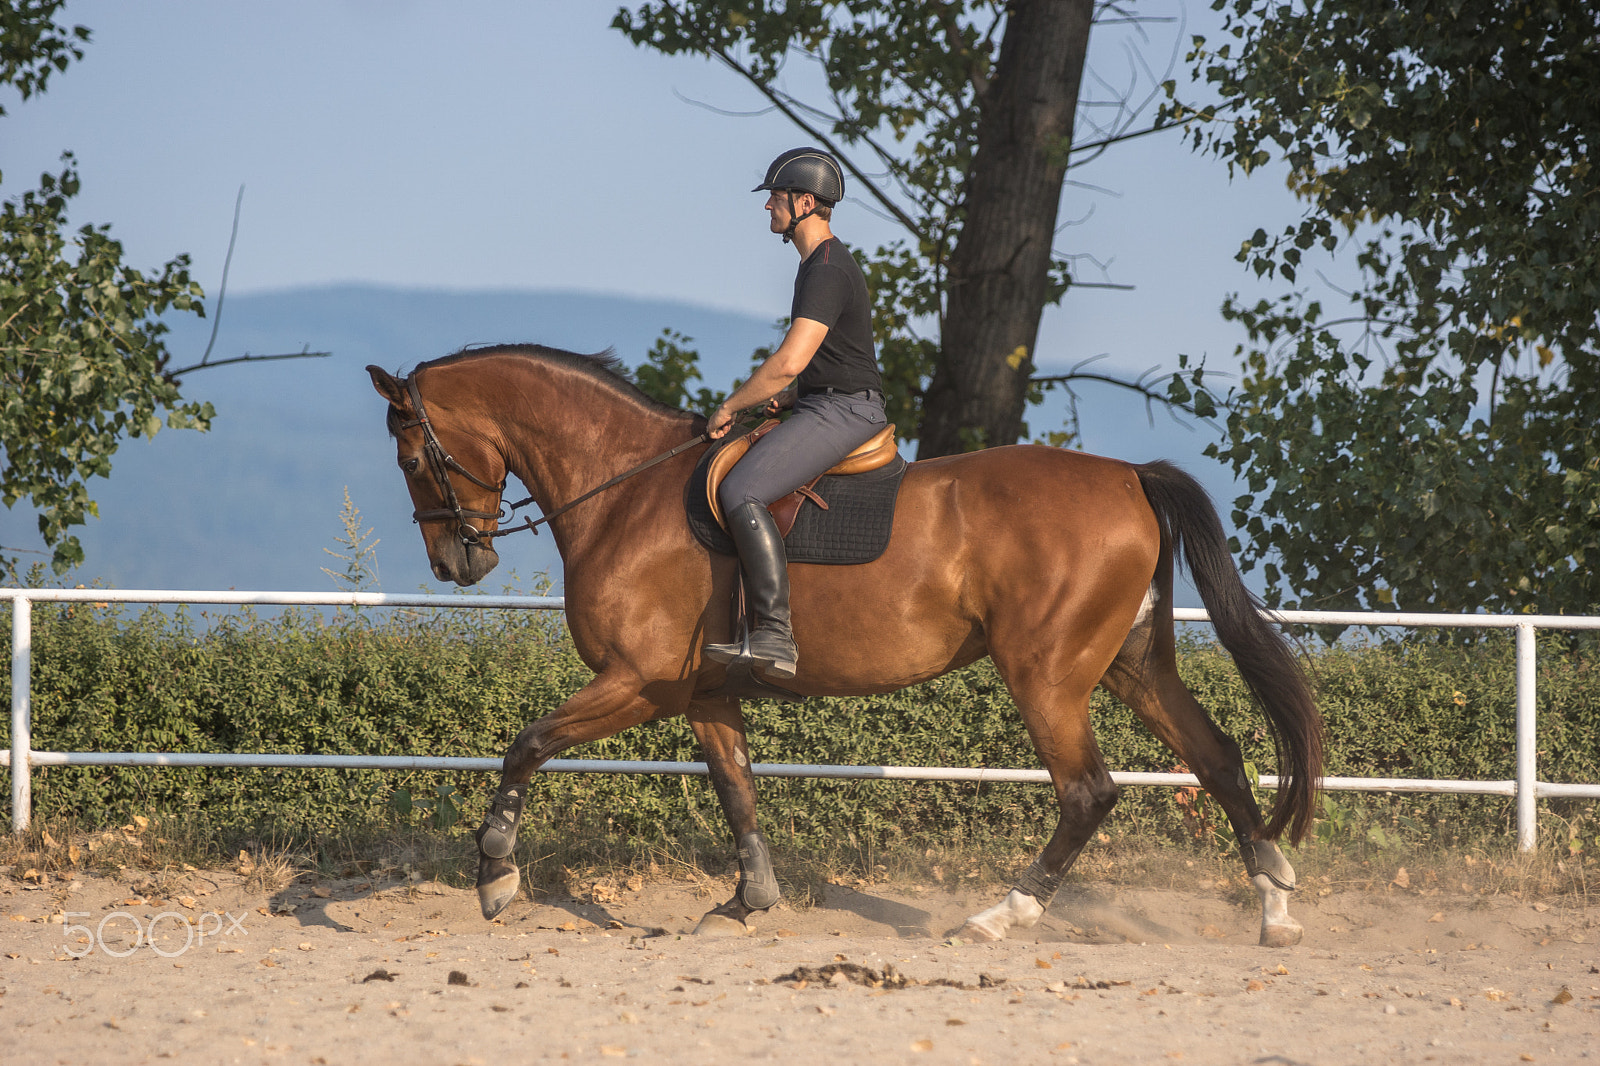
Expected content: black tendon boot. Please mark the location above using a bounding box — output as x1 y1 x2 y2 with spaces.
705 501 798 678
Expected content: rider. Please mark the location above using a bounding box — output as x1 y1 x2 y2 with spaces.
703 147 888 680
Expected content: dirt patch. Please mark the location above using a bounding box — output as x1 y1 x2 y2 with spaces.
2 867 1596 1063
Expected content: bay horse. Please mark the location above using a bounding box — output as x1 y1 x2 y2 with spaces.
367 345 1323 947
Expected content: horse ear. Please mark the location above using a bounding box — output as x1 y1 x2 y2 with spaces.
367 365 408 410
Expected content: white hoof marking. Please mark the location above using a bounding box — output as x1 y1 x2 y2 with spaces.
960 889 1044 942
1253 873 1303 947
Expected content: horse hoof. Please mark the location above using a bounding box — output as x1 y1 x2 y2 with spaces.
956 919 1003 943
693 912 752 937
478 866 520 921
1260 921 1303 948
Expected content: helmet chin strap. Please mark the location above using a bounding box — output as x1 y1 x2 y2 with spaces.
780 190 818 244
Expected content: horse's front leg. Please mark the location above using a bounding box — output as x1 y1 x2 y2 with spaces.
474 671 671 920
686 697 778 936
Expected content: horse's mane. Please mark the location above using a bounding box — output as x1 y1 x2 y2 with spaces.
386 343 690 435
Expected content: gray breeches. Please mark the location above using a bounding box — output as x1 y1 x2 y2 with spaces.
717 390 888 511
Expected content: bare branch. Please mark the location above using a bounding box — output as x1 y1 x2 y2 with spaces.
1067 112 1194 170
164 186 331 382
1094 16 1178 26
848 193 913 229
821 87 961 215
168 346 331 378
670 87 777 118
665 9 930 242
1031 359 1215 428
196 184 245 370
1063 177 1124 198
1055 200 1099 234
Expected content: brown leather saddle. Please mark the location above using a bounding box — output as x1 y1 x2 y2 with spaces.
699 419 900 706
705 419 899 535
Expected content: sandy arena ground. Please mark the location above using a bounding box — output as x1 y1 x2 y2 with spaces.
2 862 1597 1065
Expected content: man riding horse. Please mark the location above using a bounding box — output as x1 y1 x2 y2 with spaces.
702 147 889 681
368 147 1322 947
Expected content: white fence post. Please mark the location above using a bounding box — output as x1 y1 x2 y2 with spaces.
1515 622 1537 852
9 595 30 835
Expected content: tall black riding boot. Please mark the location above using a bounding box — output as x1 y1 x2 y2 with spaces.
704 501 798 678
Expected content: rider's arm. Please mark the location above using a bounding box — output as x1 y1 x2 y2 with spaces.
707 317 828 438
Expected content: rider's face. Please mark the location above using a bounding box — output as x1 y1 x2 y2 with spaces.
765 189 812 233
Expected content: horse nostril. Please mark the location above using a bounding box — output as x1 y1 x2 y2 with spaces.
432 561 452 582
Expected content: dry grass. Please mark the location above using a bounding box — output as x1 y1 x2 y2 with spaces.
0 813 228 885
237 845 299 896
1 809 1593 911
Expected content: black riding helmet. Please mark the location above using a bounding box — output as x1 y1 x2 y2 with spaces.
754 147 844 243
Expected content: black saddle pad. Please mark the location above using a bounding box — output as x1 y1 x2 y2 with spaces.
685 439 907 565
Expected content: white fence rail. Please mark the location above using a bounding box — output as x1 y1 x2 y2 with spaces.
5 588 1599 848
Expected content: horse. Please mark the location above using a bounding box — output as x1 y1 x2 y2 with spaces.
366 344 1323 947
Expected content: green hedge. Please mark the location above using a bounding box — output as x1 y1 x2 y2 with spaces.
2 605 1596 854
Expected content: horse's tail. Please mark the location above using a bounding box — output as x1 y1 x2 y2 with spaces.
1134 460 1324 843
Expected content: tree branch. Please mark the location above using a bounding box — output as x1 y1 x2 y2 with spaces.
670 87 777 118
1031 357 1216 426
662 5 929 243
1067 112 1194 167
167 346 331 378
195 184 244 370
166 186 331 382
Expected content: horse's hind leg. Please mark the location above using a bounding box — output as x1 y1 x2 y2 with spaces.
685 697 779 936
1101 617 1303 947
959 681 1119 943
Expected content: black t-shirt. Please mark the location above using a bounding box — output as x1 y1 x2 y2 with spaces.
791 238 883 396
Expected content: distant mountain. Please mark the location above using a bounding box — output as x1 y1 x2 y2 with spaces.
2 284 1244 604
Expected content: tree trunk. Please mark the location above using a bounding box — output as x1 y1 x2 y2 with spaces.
916 0 1094 458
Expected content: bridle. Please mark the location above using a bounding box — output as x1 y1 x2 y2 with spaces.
400 375 515 547
398 373 709 547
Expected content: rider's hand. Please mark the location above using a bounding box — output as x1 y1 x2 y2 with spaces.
707 403 735 440
760 397 783 418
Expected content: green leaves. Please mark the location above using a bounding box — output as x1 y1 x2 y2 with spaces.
613 1 999 438
1 5 221 577
1185 0 1600 619
615 2 1201 452
2 157 209 576
0 0 89 117
628 328 728 417
8 605 1597 858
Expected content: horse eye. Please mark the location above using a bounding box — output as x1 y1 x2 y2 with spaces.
402 458 420 474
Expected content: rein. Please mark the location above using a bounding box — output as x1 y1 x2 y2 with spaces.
401 373 709 544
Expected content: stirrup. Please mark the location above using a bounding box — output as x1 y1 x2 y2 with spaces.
703 638 748 666
704 626 795 678
702 621 803 703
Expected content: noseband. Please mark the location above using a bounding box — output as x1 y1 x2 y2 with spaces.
399 373 710 547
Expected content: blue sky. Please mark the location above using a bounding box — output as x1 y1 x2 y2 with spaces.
2 1 1315 593
3 0 1305 380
